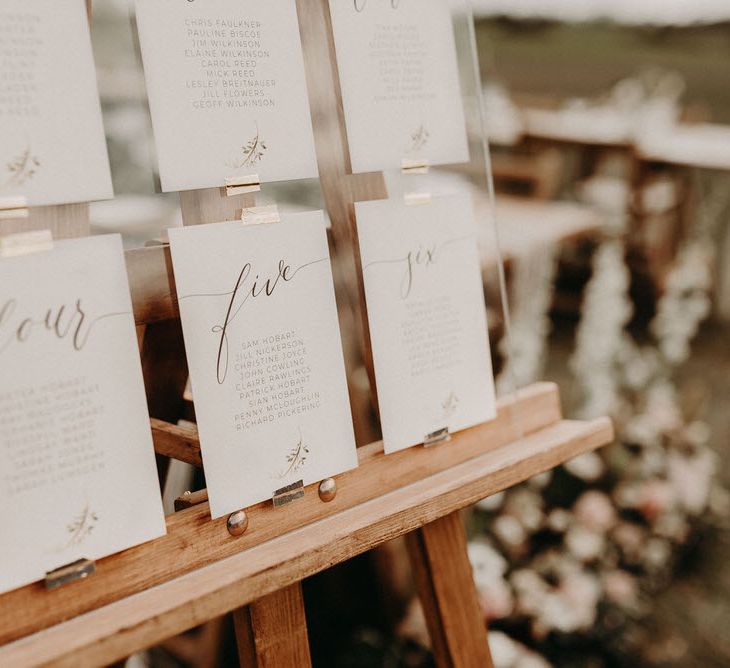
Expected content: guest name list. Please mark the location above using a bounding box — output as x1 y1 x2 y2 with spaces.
183 17 276 110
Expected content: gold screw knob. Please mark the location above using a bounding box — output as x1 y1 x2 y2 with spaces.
227 510 249 536
318 478 337 502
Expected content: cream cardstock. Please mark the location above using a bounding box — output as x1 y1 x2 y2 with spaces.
0 0 113 206
135 0 318 191
169 212 357 518
0 235 166 595
356 194 496 453
328 0 469 173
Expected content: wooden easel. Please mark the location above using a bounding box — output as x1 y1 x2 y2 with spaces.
0 2 614 666
0 373 611 666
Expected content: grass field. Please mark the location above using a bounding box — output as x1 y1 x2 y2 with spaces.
475 20 730 122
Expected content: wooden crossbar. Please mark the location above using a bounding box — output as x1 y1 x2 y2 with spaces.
0 404 611 667
0 382 601 646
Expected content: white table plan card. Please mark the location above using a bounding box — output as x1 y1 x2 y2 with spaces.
356 193 496 454
328 0 470 174
0 235 166 595
135 0 319 192
0 0 113 207
168 212 357 518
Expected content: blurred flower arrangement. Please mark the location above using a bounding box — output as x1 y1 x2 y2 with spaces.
497 243 558 396
462 176 730 665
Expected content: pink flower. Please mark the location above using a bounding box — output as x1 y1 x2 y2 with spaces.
559 571 600 624
478 578 515 621
574 491 617 532
603 570 638 608
494 515 528 556
637 479 674 520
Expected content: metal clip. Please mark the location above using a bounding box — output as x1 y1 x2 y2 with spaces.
224 174 261 197
424 427 451 448
0 229 53 258
45 558 96 590
272 479 305 507
241 204 280 226
0 195 29 222
404 192 432 207
401 158 429 175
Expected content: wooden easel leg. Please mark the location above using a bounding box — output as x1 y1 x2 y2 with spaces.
406 512 494 668
233 583 312 668
140 319 189 488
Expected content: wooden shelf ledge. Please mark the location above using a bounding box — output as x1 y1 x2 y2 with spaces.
150 381 561 469
0 390 612 667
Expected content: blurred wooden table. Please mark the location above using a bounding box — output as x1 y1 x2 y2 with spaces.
479 195 604 268
637 122 730 171
522 106 634 149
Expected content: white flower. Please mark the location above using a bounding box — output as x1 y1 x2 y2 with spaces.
652 240 714 367
565 452 605 482
535 574 599 636
565 525 605 562
570 240 634 419
614 482 641 510
640 176 679 214
488 630 554 668
476 491 506 512
643 537 672 571
494 515 528 553
505 489 545 532
511 570 549 616
487 631 520 668
547 509 572 533
497 244 558 392
529 471 553 489
534 592 578 636
468 540 509 587
667 450 716 515
560 570 601 619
